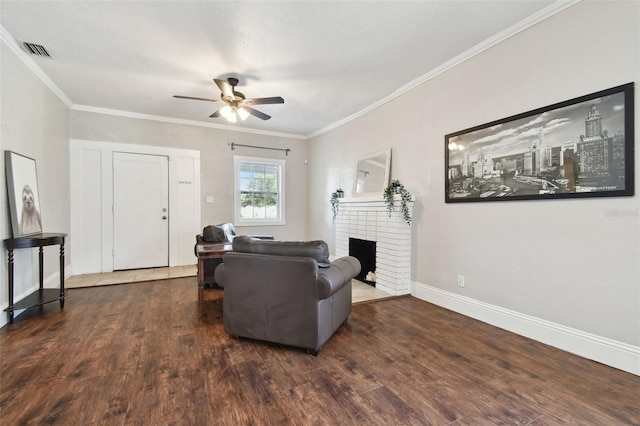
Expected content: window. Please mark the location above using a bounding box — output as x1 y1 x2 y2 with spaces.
234 156 285 226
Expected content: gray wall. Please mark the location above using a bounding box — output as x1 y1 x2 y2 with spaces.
70 111 308 241
1 42 71 319
308 1 640 349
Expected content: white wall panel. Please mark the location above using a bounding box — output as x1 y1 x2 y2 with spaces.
175 156 200 266
70 148 102 273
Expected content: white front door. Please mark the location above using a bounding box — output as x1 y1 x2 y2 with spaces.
113 152 169 270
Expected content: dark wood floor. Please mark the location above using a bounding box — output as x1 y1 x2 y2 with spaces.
1 277 638 425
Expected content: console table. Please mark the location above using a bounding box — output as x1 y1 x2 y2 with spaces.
195 242 232 314
3 233 67 324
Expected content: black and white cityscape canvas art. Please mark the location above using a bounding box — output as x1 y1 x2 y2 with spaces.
5 151 43 237
445 83 634 203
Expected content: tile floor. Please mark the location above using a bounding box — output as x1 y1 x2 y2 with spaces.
65 265 198 288
64 265 393 303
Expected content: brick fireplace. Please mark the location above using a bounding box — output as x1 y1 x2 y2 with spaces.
334 197 413 295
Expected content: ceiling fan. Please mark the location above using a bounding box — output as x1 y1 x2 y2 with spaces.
173 77 284 122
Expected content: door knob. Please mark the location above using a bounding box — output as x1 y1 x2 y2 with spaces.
162 216 167 220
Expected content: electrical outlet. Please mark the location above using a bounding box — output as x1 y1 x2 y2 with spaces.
457 275 465 288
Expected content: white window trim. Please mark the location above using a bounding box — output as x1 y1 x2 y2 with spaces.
233 155 286 226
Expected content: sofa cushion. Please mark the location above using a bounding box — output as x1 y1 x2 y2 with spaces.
202 223 236 242
232 236 331 267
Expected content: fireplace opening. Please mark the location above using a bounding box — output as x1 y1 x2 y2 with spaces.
349 238 376 287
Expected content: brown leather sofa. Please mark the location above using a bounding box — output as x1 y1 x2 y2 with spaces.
214 236 361 354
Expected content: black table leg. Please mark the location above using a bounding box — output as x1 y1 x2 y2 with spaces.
59 242 65 308
7 249 14 324
39 247 44 290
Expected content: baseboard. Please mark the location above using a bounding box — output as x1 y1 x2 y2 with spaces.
412 281 640 376
41 263 74 289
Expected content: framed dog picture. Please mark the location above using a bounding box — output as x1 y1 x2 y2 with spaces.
5 151 43 237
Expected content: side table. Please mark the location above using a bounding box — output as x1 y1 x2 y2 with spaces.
195 242 233 314
3 233 67 324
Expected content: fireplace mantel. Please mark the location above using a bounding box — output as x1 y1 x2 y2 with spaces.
334 197 413 295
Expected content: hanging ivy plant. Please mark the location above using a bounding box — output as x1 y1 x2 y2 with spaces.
330 189 344 223
383 180 412 225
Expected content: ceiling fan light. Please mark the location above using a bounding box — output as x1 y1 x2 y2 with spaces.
220 105 233 120
237 107 250 121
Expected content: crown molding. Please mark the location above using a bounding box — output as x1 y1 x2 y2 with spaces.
0 25 73 108
306 0 581 139
70 105 307 140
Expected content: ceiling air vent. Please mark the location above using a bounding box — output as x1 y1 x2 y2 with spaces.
22 41 52 58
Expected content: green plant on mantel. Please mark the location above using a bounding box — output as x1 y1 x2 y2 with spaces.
330 189 344 223
383 179 412 225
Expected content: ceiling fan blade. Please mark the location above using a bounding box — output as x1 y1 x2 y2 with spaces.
214 78 235 101
244 96 285 105
173 95 221 103
209 109 221 118
245 106 271 120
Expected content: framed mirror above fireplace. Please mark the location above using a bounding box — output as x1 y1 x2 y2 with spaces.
353 148 391 197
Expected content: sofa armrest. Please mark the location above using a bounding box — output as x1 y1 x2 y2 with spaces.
316 256 361 299
194 234 204 257
214 263 225 288
247 235 275 240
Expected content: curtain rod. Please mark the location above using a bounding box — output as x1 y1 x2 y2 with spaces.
229 142 291 156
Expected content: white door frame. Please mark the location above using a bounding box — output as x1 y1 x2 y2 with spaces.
70 139 201 273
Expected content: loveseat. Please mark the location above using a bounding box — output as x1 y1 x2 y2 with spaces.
214 236 361 354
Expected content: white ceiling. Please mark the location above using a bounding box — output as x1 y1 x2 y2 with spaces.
1 1 567 138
